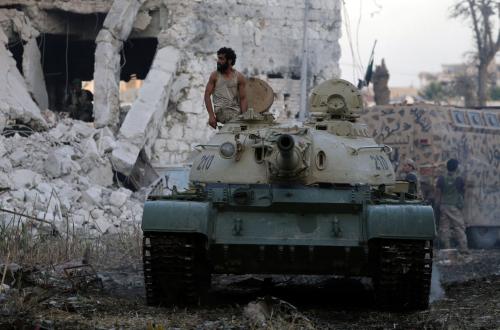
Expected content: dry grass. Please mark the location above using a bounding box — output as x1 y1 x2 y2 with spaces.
0 207 143 278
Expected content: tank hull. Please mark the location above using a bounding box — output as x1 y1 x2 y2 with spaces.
142 184 435 309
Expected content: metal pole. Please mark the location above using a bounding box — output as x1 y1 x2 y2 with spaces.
298 0 309 122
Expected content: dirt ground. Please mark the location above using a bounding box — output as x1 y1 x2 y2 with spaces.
1 249 499 330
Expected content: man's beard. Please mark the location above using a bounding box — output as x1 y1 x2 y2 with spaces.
217 62 229 73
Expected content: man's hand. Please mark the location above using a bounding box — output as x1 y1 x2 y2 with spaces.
208 113 217 128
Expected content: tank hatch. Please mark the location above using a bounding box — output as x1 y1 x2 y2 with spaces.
245 77 274 113
309 79 363 120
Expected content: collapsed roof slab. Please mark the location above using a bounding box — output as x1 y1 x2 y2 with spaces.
0 1 114 14
111 46 180 176
0 27 46 130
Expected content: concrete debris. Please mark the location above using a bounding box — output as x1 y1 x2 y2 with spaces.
12 1 113 15
0 119 142 237
133 10 152 31
0 9 47 121
102 0 146 41
0 9 38 42
0 26 47 130
111 46 180 175
109 189 131 208
93 0 146 130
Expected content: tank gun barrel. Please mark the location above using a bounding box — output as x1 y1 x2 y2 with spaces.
276 134 299 171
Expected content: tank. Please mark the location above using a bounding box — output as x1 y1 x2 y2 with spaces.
142 78 436 310
360 104 500 249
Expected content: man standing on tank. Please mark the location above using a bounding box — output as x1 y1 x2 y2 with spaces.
204 47 248 128
435 159 467 251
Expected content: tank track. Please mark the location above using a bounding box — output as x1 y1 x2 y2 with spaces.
373 240 433 310
143 233 210 306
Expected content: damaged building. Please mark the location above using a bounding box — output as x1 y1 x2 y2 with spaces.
0 0 341 170
0 0 342 234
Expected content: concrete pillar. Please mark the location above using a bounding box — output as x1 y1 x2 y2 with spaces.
22 38 49 111
93 0 145 130
111 46 180 175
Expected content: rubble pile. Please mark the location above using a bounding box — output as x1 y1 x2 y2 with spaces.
0 118 143 236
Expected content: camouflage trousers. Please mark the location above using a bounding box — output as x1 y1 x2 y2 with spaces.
439 205 468 250
215 108 240 124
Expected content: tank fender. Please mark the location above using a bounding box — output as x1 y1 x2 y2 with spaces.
366 204 436 240
142 200 211 235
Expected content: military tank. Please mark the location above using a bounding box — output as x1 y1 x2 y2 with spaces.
142 78 436 310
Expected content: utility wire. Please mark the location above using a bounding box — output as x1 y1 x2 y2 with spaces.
64 19 69 106
342 1 364 82
356 0 365 74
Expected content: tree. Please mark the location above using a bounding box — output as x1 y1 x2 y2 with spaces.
490 85 500 100
373 59 390 105
419 81 454 103
453 74 477 107
452 0 500 106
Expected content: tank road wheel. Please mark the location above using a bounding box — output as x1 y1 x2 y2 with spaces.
373 240 433 310
143 233 210 306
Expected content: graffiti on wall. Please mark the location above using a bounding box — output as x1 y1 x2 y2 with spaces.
361 104 500 226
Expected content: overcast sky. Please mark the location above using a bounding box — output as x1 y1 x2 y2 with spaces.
339 0 477 88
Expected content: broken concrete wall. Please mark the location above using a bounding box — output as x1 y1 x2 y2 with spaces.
0 0 342 171
1 1 115 14
93 0 146 130
0 27 46 130
111 46 180 175
0 9 48 120
22 38 49 111
151 0 342 166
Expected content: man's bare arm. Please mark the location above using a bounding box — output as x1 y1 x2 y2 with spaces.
204 72 217 128
238 73 248 113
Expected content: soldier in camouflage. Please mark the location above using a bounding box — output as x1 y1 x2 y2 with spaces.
435 159 467 251
67 78 94 122
401 158 418 195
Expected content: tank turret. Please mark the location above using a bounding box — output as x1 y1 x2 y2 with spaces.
190 78 395 186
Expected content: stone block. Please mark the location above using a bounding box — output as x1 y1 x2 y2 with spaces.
133 10 152 31
0 158 13 173
43 146 78 179
11 169 41 189
87 162 114 187
82 186 102 207
0 172 11 189
109 190 129 207
9 150 28 167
